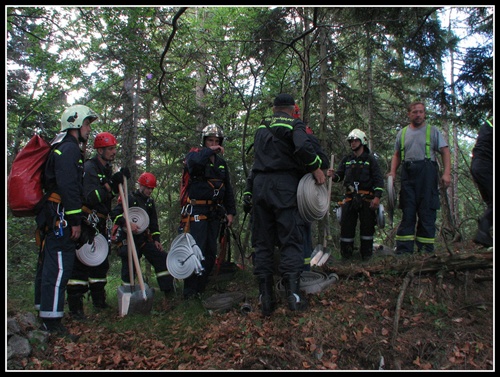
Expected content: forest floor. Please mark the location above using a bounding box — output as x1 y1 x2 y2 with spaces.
10 241 494 371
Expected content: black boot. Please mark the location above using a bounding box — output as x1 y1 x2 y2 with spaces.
91 290 109 309
360 239 373 261
340 241 354 260
258 275 276 317
67 293 86 320
39 318 79 342
283 272 308 311
474 217 493 247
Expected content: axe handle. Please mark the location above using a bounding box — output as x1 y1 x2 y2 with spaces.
119 181 147 299
118 183 134 287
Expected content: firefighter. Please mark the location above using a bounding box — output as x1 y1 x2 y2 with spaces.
327 129 384 261
34 105 98 339
471 117 493 247
67 132 130 319
181 125 237 299
250 93 325 316
389 101 451 254
111 172 175 300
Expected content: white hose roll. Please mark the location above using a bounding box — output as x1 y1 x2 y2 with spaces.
76 234 108 266
297 173 329 223
167 233 205 279
122 207 149 234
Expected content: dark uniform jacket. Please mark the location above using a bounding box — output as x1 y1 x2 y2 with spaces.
333 147 384 199
42 134 84 227
83 156 114 229
252 113 323 176
186 147 237 216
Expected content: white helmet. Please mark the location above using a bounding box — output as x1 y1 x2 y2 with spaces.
346 128 368 145
201 124 224 146
60 105 98 131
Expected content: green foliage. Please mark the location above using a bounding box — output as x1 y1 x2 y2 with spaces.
7 7 492 321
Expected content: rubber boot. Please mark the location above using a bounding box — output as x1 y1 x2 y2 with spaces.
39 318 79 342
258 275 276 317
283 272 308 311
67 293 86 320
91 290 109 309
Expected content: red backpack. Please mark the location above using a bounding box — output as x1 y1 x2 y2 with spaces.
179 147 200 207
7 134 52 217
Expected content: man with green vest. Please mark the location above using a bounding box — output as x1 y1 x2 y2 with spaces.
389 101 451 254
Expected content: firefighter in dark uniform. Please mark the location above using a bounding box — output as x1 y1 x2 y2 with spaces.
181 125 237 299
327 129 384 261
471 117 493 247
243 105 329 272
389 101 451 254
34 104 98 338
111 172 175 299
250 93 326 316
67 132 130 319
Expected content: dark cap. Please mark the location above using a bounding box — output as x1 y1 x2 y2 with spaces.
273 93 295 107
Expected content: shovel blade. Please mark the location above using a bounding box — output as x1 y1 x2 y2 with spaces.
117 284 155 316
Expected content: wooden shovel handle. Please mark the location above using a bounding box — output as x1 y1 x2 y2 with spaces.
119 182 147 298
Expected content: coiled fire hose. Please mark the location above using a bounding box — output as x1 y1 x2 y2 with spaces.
167 233 205 279
297 173 329 223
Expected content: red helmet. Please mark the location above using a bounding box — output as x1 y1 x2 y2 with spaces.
293 104 301 119
138 172 157 188
94 132 117 148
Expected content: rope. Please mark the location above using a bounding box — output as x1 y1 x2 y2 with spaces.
276 271 339 295
166 233 205 279
297 173 329 223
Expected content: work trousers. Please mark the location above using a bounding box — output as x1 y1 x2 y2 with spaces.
35 226 76 319
182 206 222 296
339 199 376 258
396 160 440 253
252 172 304 277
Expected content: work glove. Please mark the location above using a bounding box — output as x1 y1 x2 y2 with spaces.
243 194 253 214
110 171 125 193
120 167 131 179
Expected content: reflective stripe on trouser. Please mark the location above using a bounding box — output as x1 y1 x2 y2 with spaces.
397 160 439 253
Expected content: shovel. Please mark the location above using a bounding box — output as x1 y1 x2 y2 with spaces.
117 179 154 316
311 154 334 267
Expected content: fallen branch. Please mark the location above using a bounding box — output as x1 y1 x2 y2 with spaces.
327 250 492 278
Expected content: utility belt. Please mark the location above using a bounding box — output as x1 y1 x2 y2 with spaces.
402 158 435 169
338 189 374 206
180 214 208 223
46 192 112 241
48 193 107 219
187 199 222 206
